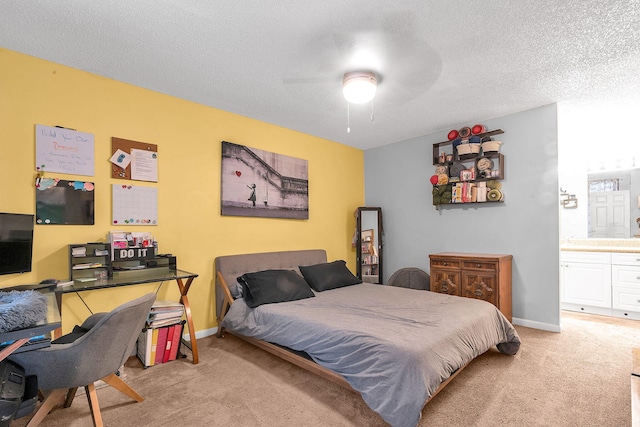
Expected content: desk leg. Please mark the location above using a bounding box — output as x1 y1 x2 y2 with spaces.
176 277 198 364
53 292 63 340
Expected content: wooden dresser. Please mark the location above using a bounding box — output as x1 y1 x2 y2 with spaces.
429 252 513 321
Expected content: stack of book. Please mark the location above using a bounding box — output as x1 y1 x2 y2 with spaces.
137 301 185 368
71 246 87 257
451 181 489 203
71 262 104 270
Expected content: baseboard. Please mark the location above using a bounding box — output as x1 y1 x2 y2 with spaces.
512 317 561 332
183 326 218 341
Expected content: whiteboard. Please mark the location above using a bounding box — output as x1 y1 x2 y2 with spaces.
35 124 95 176
112 184 158 226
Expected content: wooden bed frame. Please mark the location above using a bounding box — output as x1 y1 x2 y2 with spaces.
633 348 640 427
214 249 470 405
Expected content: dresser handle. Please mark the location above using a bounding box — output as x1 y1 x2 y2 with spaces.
476 264 482 268
443 262 448 266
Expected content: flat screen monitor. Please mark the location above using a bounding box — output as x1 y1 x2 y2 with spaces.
0 213 34 275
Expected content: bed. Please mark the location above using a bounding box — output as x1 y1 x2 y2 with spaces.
215 249 520 427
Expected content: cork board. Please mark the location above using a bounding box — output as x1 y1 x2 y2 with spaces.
111 137 158 181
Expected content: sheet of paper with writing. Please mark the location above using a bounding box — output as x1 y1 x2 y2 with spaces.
35 124 95 176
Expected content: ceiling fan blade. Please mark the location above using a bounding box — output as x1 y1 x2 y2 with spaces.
283 77 338 85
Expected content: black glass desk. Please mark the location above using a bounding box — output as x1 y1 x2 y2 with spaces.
55 268 200 364
0 288 61 362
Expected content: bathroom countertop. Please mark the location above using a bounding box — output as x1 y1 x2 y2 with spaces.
561 239 640 253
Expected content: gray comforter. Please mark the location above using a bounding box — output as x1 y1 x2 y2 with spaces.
221 283 520 427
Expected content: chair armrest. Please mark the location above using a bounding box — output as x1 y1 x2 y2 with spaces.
80 312 108 330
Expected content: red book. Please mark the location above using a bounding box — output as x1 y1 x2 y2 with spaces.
154 327 169 365
168 323 183 361
162 325 175 363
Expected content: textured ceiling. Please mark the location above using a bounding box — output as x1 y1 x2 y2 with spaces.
1 1 639 150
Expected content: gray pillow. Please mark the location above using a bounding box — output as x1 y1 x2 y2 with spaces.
229 282 243 299
237 269 314 308
298 260 362 292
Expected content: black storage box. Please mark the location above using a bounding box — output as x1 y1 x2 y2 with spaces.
14 374 37 420
0 360 26 426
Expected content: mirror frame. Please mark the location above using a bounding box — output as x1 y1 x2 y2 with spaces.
356 207 383 283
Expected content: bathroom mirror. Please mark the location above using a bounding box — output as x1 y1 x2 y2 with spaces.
560 168 640 239
587 169 640 238
356 207 383 283
558 100 640 240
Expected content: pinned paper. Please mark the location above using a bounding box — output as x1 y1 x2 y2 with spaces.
110 149 132 169
131 148 158 182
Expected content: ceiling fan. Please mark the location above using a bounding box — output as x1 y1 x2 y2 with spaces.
283 30 441 106
342 70 377 104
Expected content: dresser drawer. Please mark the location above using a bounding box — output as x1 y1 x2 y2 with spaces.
612 265 640 288
613 286 640 313
612 252 640 267
430 258 460 268
462 260 497 271
560 251 610 264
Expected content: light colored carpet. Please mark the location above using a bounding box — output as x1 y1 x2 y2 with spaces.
12 311 640 426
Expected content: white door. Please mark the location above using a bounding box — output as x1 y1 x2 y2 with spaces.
589 190 630 238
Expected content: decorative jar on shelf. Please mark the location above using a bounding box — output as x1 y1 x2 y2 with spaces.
456 143 472 156
482 140 502 153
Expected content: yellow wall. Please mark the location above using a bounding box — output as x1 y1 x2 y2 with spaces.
0 49 364 334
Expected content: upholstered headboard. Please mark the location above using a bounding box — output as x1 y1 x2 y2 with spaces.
214 249 327 319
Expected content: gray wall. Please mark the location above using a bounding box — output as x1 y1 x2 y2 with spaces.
364 104 560 330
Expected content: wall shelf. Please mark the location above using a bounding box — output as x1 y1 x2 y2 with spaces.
431 128 505 207
432 129 504 165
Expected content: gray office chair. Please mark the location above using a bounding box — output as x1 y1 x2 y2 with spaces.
387 267 431 290
9 293 156 427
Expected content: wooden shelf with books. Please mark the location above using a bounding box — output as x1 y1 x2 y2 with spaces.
360 229 379 282
137 300 186 368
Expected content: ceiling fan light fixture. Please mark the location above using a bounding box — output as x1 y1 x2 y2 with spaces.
343 71 377 104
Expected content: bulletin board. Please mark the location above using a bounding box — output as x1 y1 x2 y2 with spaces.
112 184 158 225
111 137 158 182
35 124 95 176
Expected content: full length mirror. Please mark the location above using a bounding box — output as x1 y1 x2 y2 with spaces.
356 207 383 283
